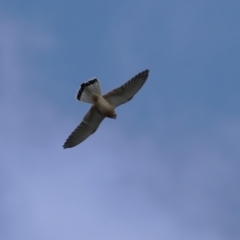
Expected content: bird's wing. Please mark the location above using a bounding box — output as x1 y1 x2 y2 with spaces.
103 69 149 108
63 106 105 148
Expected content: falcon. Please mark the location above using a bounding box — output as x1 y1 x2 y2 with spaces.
63 69 149 148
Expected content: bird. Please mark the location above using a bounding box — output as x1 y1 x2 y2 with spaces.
63 69 149 148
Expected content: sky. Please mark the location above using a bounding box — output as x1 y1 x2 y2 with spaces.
0 1 240 239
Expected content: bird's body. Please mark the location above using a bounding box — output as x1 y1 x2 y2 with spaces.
63 69 149 148
93 95 116 119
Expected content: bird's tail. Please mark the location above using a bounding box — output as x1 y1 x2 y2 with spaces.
76 78 102 103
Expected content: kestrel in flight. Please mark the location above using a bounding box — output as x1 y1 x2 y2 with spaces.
63 69 149 148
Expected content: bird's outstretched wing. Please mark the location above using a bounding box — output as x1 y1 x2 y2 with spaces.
103 69 149 108
63 106 105 148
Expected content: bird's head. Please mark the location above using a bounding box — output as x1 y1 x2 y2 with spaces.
112 112 117 119
105 109 117 119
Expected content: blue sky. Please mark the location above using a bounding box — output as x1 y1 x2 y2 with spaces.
1 1 240 239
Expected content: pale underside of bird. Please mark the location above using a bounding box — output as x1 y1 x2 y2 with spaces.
63 69 149 148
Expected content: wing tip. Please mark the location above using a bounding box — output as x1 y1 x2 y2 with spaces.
133 69 149 82
134 69 149 80
62 142 70 149
63 137 77 149
63 142 77 149
143 69 149 76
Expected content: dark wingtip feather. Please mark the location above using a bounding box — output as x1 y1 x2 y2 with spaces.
132 69 149 82
63 142 69 149
63 136 75 149
63 141 74 149
133 69 149 80
143 69 149 75
76 78 98 101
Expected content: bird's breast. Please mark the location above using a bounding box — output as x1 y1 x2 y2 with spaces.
93 95 114 117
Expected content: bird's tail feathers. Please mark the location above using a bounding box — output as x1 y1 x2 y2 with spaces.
76 79 102 103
